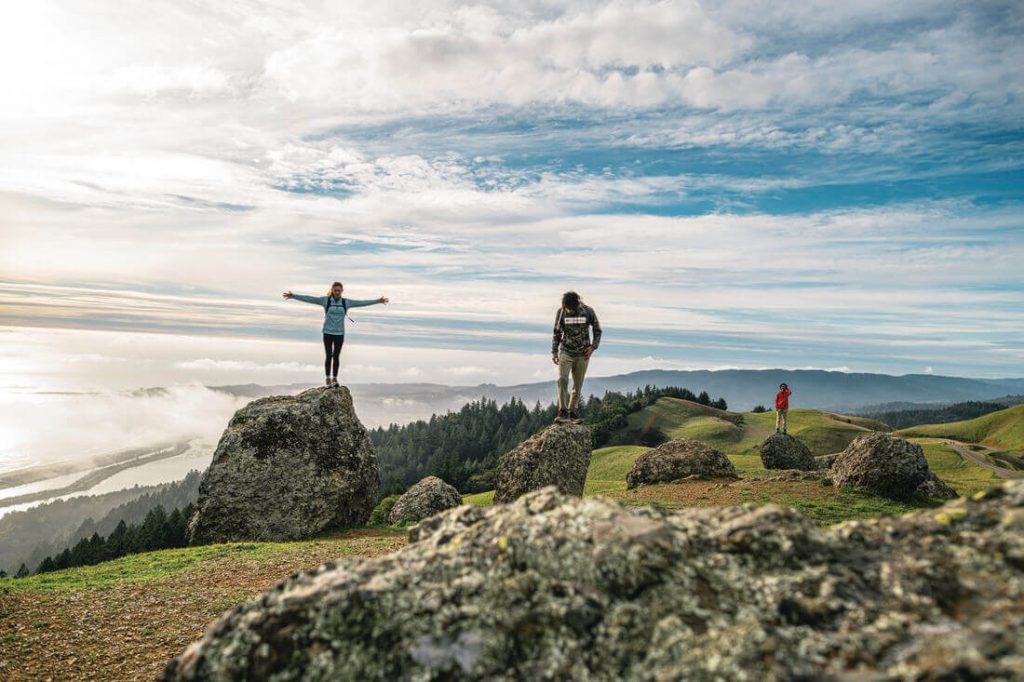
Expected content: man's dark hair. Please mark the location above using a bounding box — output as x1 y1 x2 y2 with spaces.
562 291 580 309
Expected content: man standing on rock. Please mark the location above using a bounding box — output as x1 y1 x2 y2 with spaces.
775 383 792 434
552 291 601 423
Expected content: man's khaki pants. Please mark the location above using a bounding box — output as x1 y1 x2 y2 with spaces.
557 351 589 412
776 408 788 432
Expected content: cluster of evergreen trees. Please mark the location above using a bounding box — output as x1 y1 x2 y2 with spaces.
25 504 194 577
372 385 727 495
582 385 726 447
863 401 1008 430
372 397 559 494
0 470 202 577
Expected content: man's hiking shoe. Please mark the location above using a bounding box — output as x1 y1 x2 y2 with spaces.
554 409 569 423
569 411 582 423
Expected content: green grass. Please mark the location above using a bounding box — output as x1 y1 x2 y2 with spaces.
587 445 649 481
898 404 1024 454
910 438 1004 496
456 398 1016 521
626 399 880 459
463 490 495 507
0 534 402 593
776 489 930 525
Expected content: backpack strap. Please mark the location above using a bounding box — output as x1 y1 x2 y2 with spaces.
325 296 354 322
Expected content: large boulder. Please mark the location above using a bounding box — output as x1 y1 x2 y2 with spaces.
758 432 816 471
187 386 379 544
387 476 462 526
162 482 1024 681
626 438 737 488
493 423 591 504
830 433 954 500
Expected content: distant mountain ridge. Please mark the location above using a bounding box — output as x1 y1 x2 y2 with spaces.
210 370 1024 426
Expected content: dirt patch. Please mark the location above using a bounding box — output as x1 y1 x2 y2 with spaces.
0 530 406 682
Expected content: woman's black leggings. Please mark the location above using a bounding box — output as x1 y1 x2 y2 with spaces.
323 334 345 378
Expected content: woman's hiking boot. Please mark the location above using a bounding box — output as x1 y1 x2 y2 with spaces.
555 409 569 423
569 411 581 423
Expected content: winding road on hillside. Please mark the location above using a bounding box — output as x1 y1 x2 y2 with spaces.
947 442 1024 480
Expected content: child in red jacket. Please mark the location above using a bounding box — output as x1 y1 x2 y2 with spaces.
775 383 792 434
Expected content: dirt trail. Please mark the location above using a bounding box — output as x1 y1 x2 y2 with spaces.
947 441 1024 479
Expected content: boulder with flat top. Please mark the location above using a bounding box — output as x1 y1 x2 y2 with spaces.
187 386 379 544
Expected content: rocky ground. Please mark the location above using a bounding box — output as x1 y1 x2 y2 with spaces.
162 483 1024 681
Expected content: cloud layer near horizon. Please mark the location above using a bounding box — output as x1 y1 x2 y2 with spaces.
1 0 1022 388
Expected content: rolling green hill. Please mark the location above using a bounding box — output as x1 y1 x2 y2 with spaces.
897 404 1024 454
465 397 1007 520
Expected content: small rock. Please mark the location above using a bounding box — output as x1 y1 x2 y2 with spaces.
915 471 959 499
388 476 462 526
626 439 738 489
493 423 591 504
759 433 816 471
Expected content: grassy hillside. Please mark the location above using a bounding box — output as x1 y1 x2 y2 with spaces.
463 398 1007 523
0 530 405 681
897 404 1024 454
626 398 881 457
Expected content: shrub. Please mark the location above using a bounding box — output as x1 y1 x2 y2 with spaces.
368 495 400 527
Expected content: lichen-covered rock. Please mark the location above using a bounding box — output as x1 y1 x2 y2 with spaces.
916 471 959 499
759 433 816 471
830 433 941 500
492 423 591 504
187 386 379 544
387 476 462 526
162 482 1024 681
626 438 737 488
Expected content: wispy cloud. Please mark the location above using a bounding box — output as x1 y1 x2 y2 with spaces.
0 0 1021 385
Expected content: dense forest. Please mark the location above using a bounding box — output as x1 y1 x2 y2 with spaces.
862 401 1010 430
0 470 202 578
371 385 726 495
26 504 194 576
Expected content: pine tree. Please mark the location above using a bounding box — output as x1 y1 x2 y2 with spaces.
15 563 30 578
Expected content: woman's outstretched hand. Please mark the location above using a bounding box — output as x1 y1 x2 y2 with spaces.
378 296 389 304
282 291 294 299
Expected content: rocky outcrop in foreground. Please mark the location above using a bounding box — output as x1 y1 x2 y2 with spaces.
830 433 956 500
493 423 591 504
187 387 379 544
387 476 462 526
758 432 816 471
626 438 737 488
163 482 1024 681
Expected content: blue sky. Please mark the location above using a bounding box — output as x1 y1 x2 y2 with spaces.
0 0 1022 391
